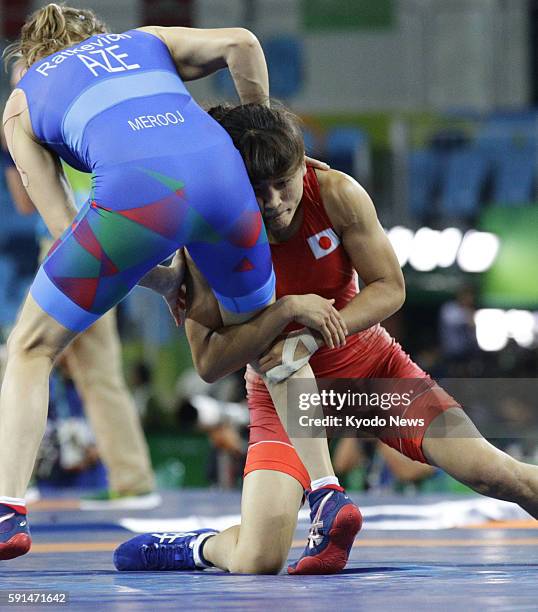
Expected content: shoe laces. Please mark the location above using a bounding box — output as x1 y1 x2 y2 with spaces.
307 491 333 549
141 542 188 570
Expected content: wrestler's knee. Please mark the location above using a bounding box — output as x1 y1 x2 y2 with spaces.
6 294 76 364
229 516 291 574
6 321 56 364
229 549 285 575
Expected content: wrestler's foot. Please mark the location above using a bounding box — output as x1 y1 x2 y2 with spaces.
0 503 31 560
113 529 218 571
288 487 362 575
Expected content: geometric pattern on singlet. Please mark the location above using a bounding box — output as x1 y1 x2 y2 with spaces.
43 168 266 314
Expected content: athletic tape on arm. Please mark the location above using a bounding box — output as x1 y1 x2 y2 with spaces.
265 329 319 384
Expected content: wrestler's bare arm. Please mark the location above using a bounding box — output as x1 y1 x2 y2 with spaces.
320 170 406 334
183 253 294 382
1 122 34 216
2 90 78 239
138 26 268 104
4 164 35 215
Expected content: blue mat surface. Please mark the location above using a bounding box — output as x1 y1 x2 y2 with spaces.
1 490 536 611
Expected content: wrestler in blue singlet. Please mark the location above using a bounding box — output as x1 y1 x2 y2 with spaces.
16 29 275 331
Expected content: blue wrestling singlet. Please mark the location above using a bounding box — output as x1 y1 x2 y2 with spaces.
16 29 274 331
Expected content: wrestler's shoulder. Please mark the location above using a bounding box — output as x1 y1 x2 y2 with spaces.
315 169 373 230
3 89 33 134
3 89 27 122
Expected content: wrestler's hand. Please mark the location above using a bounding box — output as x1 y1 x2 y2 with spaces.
287 294 347 349
257 328 323 374
305 155 330 170
162 249 187 326
164 284 187 327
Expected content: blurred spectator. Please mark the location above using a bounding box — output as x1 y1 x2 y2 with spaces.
413 345 446 379
439 286 480 376
333 438 436 492
35 361 104 489
175 368 248 488
130 361 154 420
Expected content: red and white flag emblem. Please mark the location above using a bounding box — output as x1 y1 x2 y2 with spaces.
307 228 340 259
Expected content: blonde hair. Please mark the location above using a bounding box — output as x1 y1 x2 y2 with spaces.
3 3 107 69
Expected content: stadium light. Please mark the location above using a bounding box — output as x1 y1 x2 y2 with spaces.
437 228 463 268
505 309 536 348
386 226 499 272
474 309 509 351
387 226 414 267
408 227 440 272
457 231 500 273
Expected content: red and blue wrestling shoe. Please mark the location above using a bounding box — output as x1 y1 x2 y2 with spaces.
0 503 31 560
288 487 362 575
114 529 218 571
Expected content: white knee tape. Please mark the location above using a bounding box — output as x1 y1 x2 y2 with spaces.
265 330 319 384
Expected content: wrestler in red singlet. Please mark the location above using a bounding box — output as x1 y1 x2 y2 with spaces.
244 167 459 489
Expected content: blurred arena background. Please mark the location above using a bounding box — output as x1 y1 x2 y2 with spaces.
0 0 537 496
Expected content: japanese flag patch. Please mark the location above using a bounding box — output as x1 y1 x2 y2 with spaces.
307 228 340 259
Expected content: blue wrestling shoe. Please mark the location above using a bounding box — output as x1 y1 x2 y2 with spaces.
0 503 31 560
113 529 218 571
288 487 362 575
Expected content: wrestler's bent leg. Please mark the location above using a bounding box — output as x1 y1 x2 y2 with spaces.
422 407 538 517
204 469 303 574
